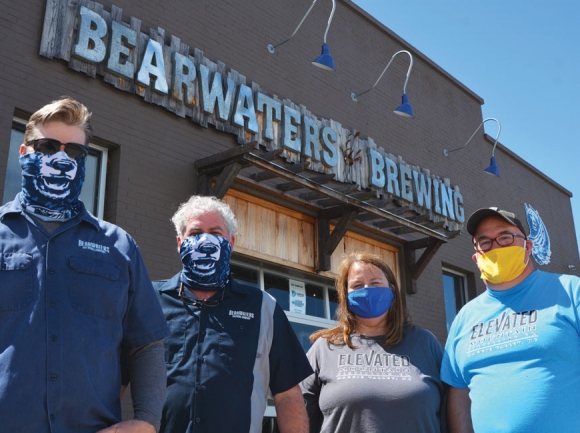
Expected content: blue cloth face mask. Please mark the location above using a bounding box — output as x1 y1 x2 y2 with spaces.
180 233 232 290
19 151 85 221
347 286 394 319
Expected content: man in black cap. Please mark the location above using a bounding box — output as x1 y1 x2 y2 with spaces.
440 207 580 433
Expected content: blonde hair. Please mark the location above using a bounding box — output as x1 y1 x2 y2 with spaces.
310 253 408 348
25 97 93 145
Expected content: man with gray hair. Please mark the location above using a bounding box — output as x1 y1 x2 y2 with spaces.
155 194 313 433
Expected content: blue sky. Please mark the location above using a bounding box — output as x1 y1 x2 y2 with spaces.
352 0 580 256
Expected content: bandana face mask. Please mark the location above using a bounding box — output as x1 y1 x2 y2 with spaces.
347 286 394 319
180 233 232 290
476 245 528 285
19 150 85 220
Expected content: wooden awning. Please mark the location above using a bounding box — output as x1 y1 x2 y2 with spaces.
193 142 460 294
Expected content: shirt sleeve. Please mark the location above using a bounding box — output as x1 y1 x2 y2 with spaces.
440 318 468 389
300 340 324 433
425 331 449 433
122 241 170 347
268 303 314 395
125 340 167 432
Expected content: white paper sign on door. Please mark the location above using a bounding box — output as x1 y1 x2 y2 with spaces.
289 279 306 314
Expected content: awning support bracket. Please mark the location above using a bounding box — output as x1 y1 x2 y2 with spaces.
316 206 359 272
404 237 445 294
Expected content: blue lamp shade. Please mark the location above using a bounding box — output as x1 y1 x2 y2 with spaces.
312 43 335 71
484 156 501 177
394 94 414 118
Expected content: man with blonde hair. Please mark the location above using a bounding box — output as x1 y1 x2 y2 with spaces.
0 97 170 432
154 194 313 433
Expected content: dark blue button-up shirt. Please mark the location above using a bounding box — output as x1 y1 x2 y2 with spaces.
0 197 170 432
157 273 313 433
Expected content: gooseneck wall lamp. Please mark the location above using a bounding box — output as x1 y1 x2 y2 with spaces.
267 0 336 71
443 118 502 177
350 50 415 118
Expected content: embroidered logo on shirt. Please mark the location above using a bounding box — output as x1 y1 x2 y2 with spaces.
229 310 254 320
78 240 110 254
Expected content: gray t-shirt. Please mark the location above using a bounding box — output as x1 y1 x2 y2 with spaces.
301 325 447 433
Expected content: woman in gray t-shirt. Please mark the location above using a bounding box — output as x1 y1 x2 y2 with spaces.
300 253 447 433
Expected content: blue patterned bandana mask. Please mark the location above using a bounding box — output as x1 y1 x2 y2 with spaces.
19 151 85 220
180 233 232 290
347 286 394 319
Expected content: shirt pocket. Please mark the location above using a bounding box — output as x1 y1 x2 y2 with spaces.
67 256 123 320
164 319 187 364
218 333 235 369
218 323 253 372
0 253 33 311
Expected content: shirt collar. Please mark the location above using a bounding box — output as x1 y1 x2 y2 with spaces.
0 194 101 232
159 272 252 296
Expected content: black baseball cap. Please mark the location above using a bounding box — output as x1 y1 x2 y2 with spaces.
466 207 527 237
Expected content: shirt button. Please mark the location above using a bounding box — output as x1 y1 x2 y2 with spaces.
50 374 57 381
196 385 203 391
49 301 56 307
48 269 55 274
195 418 201 423
197 356 204 364
50 335 57 342
50 414 55 421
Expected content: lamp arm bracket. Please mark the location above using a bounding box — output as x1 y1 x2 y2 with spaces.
444 117 501 156
322 0 336 43
268 0 336 52
268 0 318 52
351 50 413 100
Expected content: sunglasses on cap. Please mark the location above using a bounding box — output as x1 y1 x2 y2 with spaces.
26 138 89 159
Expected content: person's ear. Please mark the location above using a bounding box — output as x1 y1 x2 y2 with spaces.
524 239 533 256
176 236 182 253
229 235 235 249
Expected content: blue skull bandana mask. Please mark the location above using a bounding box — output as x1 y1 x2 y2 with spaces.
19 150 85 221
180 233 232 290
347 286 394 319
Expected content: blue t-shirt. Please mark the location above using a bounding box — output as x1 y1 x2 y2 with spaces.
157 273 313 433
0 198 170 433
441 270 580 432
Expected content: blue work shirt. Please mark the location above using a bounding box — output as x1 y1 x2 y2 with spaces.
157 273 313 433
0 197 170 433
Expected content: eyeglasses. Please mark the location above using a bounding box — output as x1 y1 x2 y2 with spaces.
178 282 225 307
474 233 526 252
26 138 89 160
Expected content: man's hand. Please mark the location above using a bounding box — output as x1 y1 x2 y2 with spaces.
96 420 156 433
273 385 308 433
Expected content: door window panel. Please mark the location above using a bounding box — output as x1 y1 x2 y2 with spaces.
442 269 468 331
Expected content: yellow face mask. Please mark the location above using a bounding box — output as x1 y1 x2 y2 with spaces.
476 245 528 284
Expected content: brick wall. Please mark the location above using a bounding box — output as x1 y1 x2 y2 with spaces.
0 0 577 348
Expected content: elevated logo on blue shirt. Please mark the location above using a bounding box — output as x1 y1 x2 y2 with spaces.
78 239 110 254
